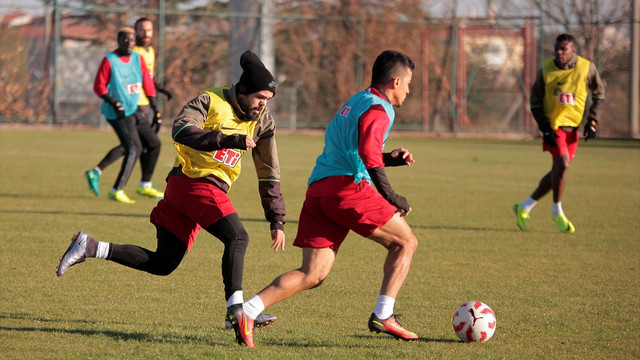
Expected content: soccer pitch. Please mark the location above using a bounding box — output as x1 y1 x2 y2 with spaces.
0 128 638 359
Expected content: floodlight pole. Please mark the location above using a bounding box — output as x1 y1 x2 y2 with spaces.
631 0 640 138
157 0 166 111
52 0 60 124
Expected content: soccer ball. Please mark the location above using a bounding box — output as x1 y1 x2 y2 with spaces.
452 301 497 342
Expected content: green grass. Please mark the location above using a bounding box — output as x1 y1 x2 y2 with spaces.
1 128 639 359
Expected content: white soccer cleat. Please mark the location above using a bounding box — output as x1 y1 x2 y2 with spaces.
56 231 89 276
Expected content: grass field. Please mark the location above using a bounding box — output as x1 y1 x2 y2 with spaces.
1 128 639 359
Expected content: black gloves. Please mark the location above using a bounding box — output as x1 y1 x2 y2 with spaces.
535 117 558 148
113 103 126 119
531 107 558 147
542 131 558 147
220 133 248 150
383 150 409 167
148 96 162 132
367 167 410 213
584 119 597 141
100 94 125 119
152 113 162 133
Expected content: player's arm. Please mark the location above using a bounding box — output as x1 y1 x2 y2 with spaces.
584 63 606 141
138 56 163 127
93 58 125 118
529 68 551 131
172 93 249 151
140 56 157 98
155 80 173 100
93 57 111 98
529 68 558 146
359 107 410 213
252 110 286 251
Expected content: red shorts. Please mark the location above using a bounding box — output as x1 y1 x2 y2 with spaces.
150 175 237 252
543 127 579 160
292 176 397 252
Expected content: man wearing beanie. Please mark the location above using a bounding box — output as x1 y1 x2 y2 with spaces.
56 50 284 344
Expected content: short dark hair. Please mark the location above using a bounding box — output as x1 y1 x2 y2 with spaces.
134 17 152 31
555 33 576 47
117 27 135 40
370 50 415 87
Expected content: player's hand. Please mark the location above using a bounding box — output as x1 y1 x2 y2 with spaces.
270 229 285 251
399 207 412 216
584 120 597 141
152 112 162 133
245 135 256 149
391 148 415 167
542 131 558 147
112 102 126 119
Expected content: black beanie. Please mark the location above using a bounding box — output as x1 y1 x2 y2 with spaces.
236 50 277 96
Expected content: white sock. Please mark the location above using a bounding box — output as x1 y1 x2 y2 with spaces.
95 241 110 259
226 291 244 308
373 295 395 319
552 202 563 217
139 181 152 189
521 196 537 212
93 166 102 175
243 295 265 320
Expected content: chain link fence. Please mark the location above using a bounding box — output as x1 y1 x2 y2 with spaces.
0 0 636 138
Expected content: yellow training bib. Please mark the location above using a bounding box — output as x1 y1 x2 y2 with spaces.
542 56 590 129
174 87 257 187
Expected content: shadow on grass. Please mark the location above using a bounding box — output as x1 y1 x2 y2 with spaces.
259 335 458 348
0 312 217 346
0 193 92 200
352 334 459 344
0 208 296 225
0 208 149 218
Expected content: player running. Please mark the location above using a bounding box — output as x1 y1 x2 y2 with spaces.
58 50 284 335
228 50 420 348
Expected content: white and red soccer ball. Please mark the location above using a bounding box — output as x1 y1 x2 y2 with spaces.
452 301 497 342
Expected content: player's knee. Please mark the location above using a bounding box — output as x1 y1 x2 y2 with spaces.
305 274 327 289
300 269 328 290
406 233 418 254
309 278 325 289
148 137 161 150
150 260 180 276
230 229 250 249
390 232 418 254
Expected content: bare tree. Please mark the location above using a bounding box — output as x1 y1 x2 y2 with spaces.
273 0 431 126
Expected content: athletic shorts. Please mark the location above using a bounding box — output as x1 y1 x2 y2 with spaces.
292 176 397 252
543 127 579 160
150 175 237 252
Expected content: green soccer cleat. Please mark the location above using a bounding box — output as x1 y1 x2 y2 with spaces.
84 169 100 196
108 190 136 204
513 203 529 231
553 213 575 234
136 185 164 200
